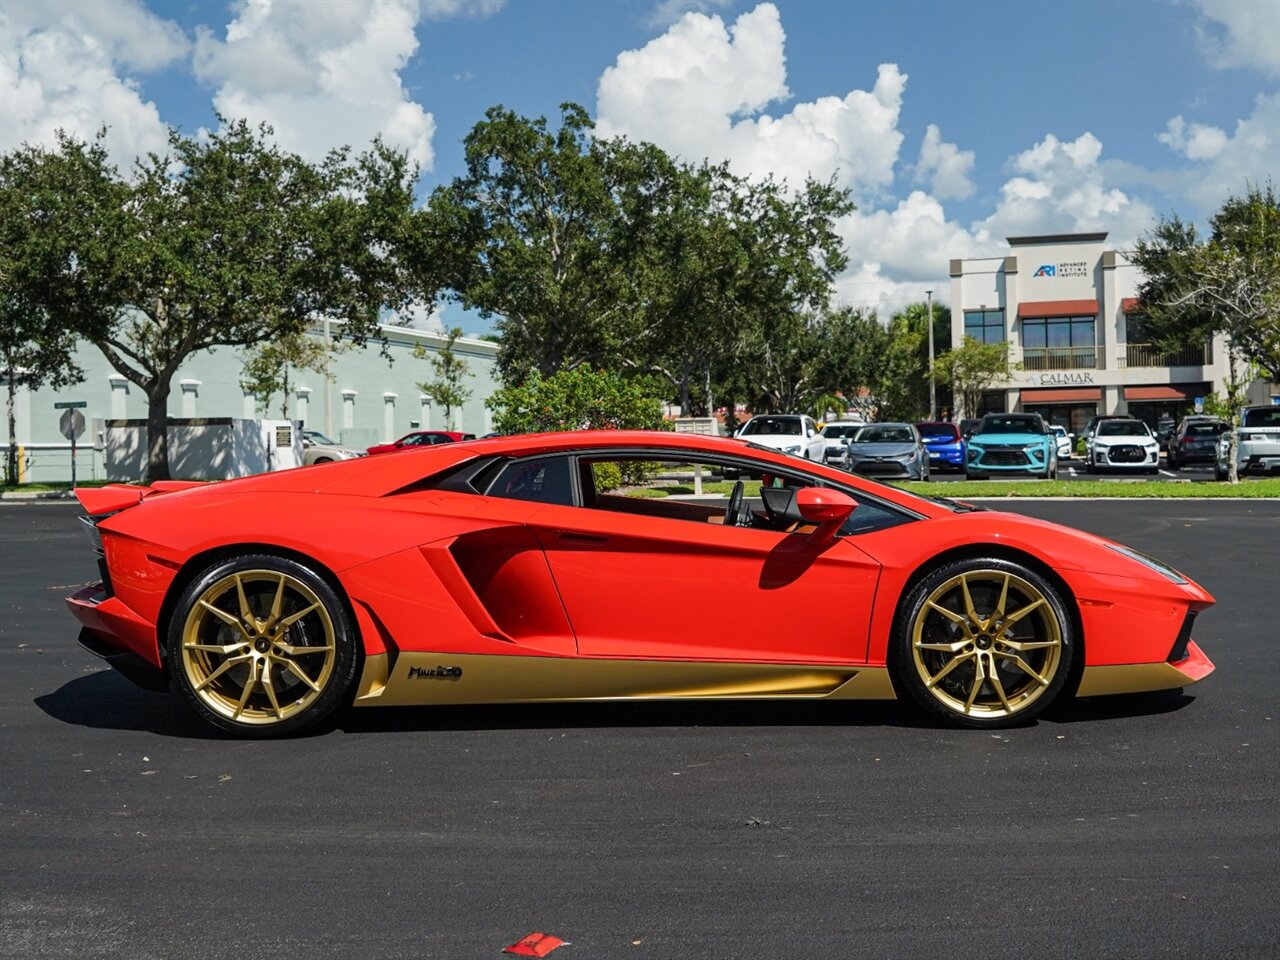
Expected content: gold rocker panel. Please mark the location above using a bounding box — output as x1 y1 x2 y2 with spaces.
354 652 897 707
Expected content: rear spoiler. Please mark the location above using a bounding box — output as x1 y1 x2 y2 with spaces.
75 481 206 517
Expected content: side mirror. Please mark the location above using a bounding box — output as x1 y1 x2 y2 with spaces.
794 487 856 538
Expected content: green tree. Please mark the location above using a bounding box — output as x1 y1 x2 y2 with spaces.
809 307 891 420
414 326 472 429
486 366 666 436
419 103 633 381
239 330 332 420
417 102 852 417
4 122 416 480
932 336 1015 420
1131 183 1280 481
1132 183 1279 380
1 134 124 484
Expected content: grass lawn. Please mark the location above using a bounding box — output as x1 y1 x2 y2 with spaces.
892 478 1280 498
1 480 114 494
634 477 1280 499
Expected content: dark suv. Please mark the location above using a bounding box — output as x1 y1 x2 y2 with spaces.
1167 416 1227 469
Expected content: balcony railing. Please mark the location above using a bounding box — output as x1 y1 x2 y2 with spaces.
1020 346 1104 371
1122 342 1214 368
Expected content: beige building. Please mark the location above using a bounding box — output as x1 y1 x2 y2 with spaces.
948 232 1272 435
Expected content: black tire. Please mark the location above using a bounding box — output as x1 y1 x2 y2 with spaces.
890 557 1075 728
1214 463 1228 481
964 470 983 481
167 554 360 738
314 456 333 464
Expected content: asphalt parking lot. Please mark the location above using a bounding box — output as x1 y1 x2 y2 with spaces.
1 499 1277 959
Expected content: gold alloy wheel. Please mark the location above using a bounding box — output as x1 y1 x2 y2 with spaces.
910 569 1063 720
179 569 337 726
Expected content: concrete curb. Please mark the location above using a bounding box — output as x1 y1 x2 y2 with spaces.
0 491 76 501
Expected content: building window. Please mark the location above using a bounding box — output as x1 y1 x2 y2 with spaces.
1021 315 1098 369
964 310 1005 344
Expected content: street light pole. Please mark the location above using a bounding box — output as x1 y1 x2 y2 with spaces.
926 289 936 420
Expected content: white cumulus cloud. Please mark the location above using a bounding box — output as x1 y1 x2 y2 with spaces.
1157 92 1280 213
973 132 1157 247
596 3 907 201
1190 0 1280 76
914 124 975 200
0 0 185 169
193 0 438 169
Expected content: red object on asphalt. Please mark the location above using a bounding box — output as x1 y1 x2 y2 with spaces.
502 931 567 956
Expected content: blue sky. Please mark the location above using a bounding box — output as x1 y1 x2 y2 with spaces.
3 0 1277 327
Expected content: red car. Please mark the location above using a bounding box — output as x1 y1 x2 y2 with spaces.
67 431 1214 737
366 430 475 455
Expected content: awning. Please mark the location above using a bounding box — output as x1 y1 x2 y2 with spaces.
1124 382 1211 401
1121 297 1141 313
1020 387 1102 403
1018 299 1099 319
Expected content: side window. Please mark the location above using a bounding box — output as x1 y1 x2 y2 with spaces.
486 456 575 505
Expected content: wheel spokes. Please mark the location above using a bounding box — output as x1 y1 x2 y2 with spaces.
182 568 337 725
912 567 1063 719
192 653 253 692
925 650 974 689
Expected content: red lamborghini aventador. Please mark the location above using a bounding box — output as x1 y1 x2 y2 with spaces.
67 430 1215 737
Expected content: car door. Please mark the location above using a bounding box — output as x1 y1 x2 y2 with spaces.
526 485 881 664
803 416 826 461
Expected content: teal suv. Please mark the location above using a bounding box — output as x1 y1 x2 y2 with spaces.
965 413 1058 480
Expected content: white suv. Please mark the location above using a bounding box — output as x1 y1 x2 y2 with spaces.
1216 405 1280 480
735 414 826 461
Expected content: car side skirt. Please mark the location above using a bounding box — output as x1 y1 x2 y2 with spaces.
354 652 898 707
1075 640 1214 697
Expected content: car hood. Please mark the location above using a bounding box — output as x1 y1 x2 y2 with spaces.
1094 434 1153 444
970 432 1045 445
848 442 917 456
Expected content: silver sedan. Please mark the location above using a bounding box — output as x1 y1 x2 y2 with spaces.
844 423 929 481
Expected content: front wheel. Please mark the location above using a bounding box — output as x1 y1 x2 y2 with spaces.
891 558 1075 728
167 555 360 738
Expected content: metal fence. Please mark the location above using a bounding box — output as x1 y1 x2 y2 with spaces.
1020 346 1105 371
1121 342 1214 368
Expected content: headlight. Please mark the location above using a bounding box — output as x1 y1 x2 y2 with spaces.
1107 543 1187 584
783 444 802 455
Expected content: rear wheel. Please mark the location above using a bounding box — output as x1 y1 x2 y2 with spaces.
167 555 359 737
892 558 1074 728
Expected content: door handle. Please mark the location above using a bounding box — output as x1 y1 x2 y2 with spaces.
557 531 609 544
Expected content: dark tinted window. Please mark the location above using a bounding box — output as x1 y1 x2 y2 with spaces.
917 424 960 441
741 417 802 436
1242 408 1280 428
1098 420 1148 437
980 415 1044 435
486 457 574 505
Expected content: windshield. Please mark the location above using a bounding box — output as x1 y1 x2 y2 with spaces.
1098 421 1149 437
854 425 915 444
980 415 1043 435
741 417 802 436
1242 408 1280 428
1184 422 1225 437
917 424 960 441
821 424 861 439
304 430 338 444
